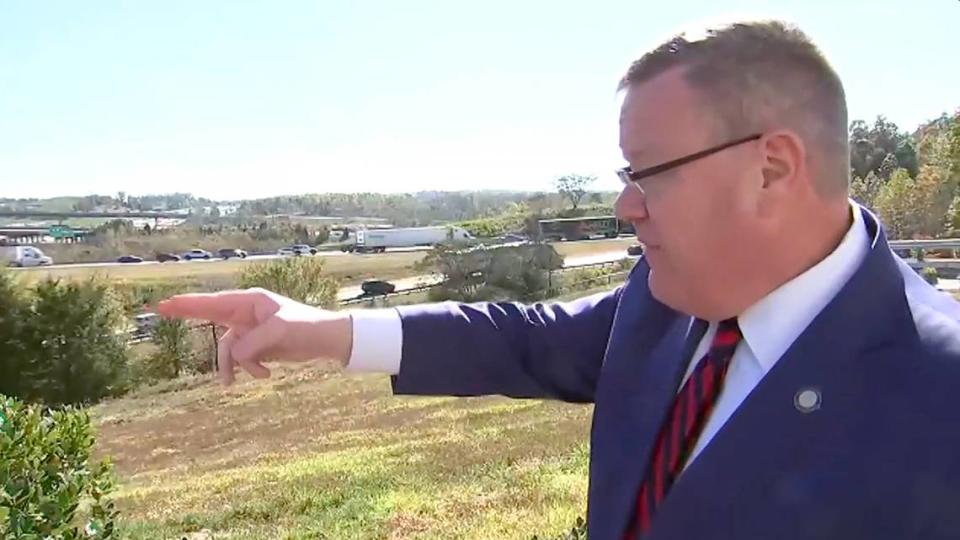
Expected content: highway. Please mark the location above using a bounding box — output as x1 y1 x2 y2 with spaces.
336 247 635 301
10 245 434 272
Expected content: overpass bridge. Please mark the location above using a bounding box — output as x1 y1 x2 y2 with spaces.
0 210 189 220
0 225 92 244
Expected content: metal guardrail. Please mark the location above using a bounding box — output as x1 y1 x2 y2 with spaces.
338 283 438 307
888 239 960 250
131 259 635 352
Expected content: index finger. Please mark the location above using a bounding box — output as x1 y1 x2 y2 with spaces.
156 290 265 326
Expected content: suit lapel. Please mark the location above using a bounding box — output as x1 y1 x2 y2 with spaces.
643 208 920 539
589 268 706 539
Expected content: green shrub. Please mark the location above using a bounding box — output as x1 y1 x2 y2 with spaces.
237 257 339 308
421 243 563 302
0 396 118 539
458 218 511 238
0 272 130 406
26 278 130 406
144 318 193 380
921 266 939 285
0 271 31 404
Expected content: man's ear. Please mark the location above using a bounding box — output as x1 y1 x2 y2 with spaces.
759 130 805 192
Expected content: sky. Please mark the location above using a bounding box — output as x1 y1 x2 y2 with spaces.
0 0 957 200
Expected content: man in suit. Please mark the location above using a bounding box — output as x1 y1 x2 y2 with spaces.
158 20 960 539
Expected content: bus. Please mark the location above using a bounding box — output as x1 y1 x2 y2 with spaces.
537 216 634 241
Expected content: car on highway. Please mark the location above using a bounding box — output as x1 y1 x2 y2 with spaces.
627 244 645 257
218 248 248 259
156 252 181 263
360 280 397 297
117 255 144 263
182 248 213 260
279 244 313 257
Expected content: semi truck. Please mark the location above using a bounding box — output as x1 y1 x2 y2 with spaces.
537 216 633 241
1 245 54 267
348 226 474 253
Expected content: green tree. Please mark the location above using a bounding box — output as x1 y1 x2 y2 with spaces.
849 116 918 180
874 169 924 239
0 269 30 400
146 318 192 380
420 243 563 302
554 175 596 210
849 171 883 210
23 278 129 405
237 257 339 307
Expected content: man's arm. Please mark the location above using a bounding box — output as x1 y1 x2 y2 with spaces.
389 287 623 403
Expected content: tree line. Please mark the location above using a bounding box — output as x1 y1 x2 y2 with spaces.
849 112 959 238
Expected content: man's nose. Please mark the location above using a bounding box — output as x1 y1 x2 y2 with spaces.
614 183 648 223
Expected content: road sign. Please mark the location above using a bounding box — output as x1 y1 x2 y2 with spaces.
48 224 75 239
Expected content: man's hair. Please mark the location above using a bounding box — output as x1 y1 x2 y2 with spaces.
619 20 849 195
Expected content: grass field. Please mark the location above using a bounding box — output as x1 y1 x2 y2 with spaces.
93 273 631 539
93 364 595 539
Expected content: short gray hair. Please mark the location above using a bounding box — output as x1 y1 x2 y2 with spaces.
619 20 850 195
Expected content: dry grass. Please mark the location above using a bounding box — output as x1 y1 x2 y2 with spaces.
93 364 593 539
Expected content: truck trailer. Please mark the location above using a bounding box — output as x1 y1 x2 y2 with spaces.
350 226 474 253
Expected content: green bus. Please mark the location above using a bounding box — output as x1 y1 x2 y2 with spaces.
537 216 634 241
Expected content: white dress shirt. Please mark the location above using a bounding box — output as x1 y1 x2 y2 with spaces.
346 203 960 467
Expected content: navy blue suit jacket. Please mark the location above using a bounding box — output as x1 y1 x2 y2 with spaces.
392 209 960 539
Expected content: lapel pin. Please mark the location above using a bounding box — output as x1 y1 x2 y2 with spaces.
794 388 821 413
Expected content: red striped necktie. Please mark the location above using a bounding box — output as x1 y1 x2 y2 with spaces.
625 318 743 539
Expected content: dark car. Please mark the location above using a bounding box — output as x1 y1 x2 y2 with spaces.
360 280 396 296
117 255 144 263
627 244 645 257
156 252 181 263
218 248 248 259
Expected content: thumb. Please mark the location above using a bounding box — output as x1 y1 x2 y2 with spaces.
231 316 285 370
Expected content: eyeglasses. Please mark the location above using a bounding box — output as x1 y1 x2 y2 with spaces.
616 133 762 187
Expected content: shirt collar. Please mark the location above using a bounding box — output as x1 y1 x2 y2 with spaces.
738 201 870 373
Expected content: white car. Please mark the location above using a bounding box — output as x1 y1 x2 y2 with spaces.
182 249 213 260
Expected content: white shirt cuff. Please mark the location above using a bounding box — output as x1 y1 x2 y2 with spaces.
345 308 402 374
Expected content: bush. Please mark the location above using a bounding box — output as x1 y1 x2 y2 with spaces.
421 243 563 302
922 266 939 285
0 271 31 404
237 257 339 308
0 396 118 538
144 318 193 380
458 217 511 238
27 279 130 406
0 271 130 406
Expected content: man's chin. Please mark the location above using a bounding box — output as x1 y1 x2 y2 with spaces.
648 269 691 313
647 269 676 306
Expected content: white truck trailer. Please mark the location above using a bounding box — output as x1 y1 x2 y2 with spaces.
1 245 54 267
351 226 474 253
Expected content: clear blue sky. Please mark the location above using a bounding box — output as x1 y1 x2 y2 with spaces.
1 0 957 200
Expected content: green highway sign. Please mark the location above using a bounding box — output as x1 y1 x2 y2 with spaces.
48 224 75 239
